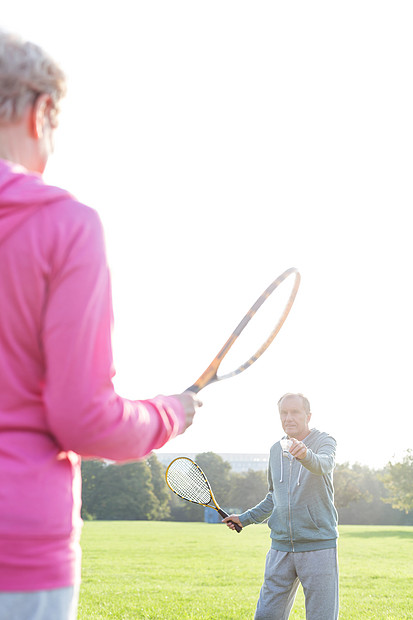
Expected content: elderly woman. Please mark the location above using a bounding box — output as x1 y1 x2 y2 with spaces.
0 30 200 619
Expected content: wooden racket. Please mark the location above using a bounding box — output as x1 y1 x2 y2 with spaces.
186 267 300 393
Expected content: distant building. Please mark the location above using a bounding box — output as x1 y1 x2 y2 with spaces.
157 453 268 473
219 453 268 472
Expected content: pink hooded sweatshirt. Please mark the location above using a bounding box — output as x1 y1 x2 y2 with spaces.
0 159 186 591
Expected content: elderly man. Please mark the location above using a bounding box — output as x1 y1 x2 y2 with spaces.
224 393 339 620
0 30 201 619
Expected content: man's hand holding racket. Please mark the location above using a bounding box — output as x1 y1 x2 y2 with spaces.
222 514 243 531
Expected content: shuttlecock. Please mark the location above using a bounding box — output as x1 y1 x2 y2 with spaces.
280 438 293 454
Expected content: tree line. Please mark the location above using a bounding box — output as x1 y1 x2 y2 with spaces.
81 450 413 525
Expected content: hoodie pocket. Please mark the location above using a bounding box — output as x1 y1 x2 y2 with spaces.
268 505 290 541
291 505 321 542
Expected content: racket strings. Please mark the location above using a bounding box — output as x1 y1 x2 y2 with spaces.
166 459 212 505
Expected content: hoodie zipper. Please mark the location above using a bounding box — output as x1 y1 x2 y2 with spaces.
288 456 295 552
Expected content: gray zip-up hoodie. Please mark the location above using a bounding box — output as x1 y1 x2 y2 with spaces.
239 429 338 552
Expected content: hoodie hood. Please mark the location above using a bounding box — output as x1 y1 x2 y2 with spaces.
0 158 72 247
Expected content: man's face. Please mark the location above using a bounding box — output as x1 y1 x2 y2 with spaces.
279 395 311 441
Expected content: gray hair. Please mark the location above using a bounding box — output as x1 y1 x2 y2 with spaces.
0 30 66 124
277 393 311 416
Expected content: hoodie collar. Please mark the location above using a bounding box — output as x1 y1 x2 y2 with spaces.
0 158 71 247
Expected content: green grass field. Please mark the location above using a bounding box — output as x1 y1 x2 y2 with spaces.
78 522 413 619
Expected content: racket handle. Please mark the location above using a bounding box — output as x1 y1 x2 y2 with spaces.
185 384 201 394
218 508 242 533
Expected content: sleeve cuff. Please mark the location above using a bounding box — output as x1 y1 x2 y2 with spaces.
156 394 186 437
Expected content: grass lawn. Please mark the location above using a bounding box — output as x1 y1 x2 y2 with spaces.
78 522 413 619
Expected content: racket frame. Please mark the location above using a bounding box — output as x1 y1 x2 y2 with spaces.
186 267 300 393
165 456 242 532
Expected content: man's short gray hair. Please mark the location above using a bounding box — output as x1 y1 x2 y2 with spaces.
277 393 311 415
0 30 66 124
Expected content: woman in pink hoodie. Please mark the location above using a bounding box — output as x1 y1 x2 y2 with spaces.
0 30 201 619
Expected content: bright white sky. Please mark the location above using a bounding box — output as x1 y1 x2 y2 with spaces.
2 2 412 469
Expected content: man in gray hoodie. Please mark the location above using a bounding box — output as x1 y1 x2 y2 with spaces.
223 393 339 620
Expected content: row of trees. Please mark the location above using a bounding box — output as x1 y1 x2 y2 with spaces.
81 450 413 525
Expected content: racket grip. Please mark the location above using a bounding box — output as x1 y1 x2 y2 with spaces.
185 384 201 394
218 508 242 533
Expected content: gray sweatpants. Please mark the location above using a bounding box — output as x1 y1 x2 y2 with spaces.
0 586 79 620
254 547 339 620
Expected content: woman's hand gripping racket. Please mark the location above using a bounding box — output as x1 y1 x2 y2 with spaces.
165 457 242 533
186 267 301 394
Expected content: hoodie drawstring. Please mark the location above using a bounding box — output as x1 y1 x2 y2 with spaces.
297 464 303 486
279 449 304 486
279 451 283 482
